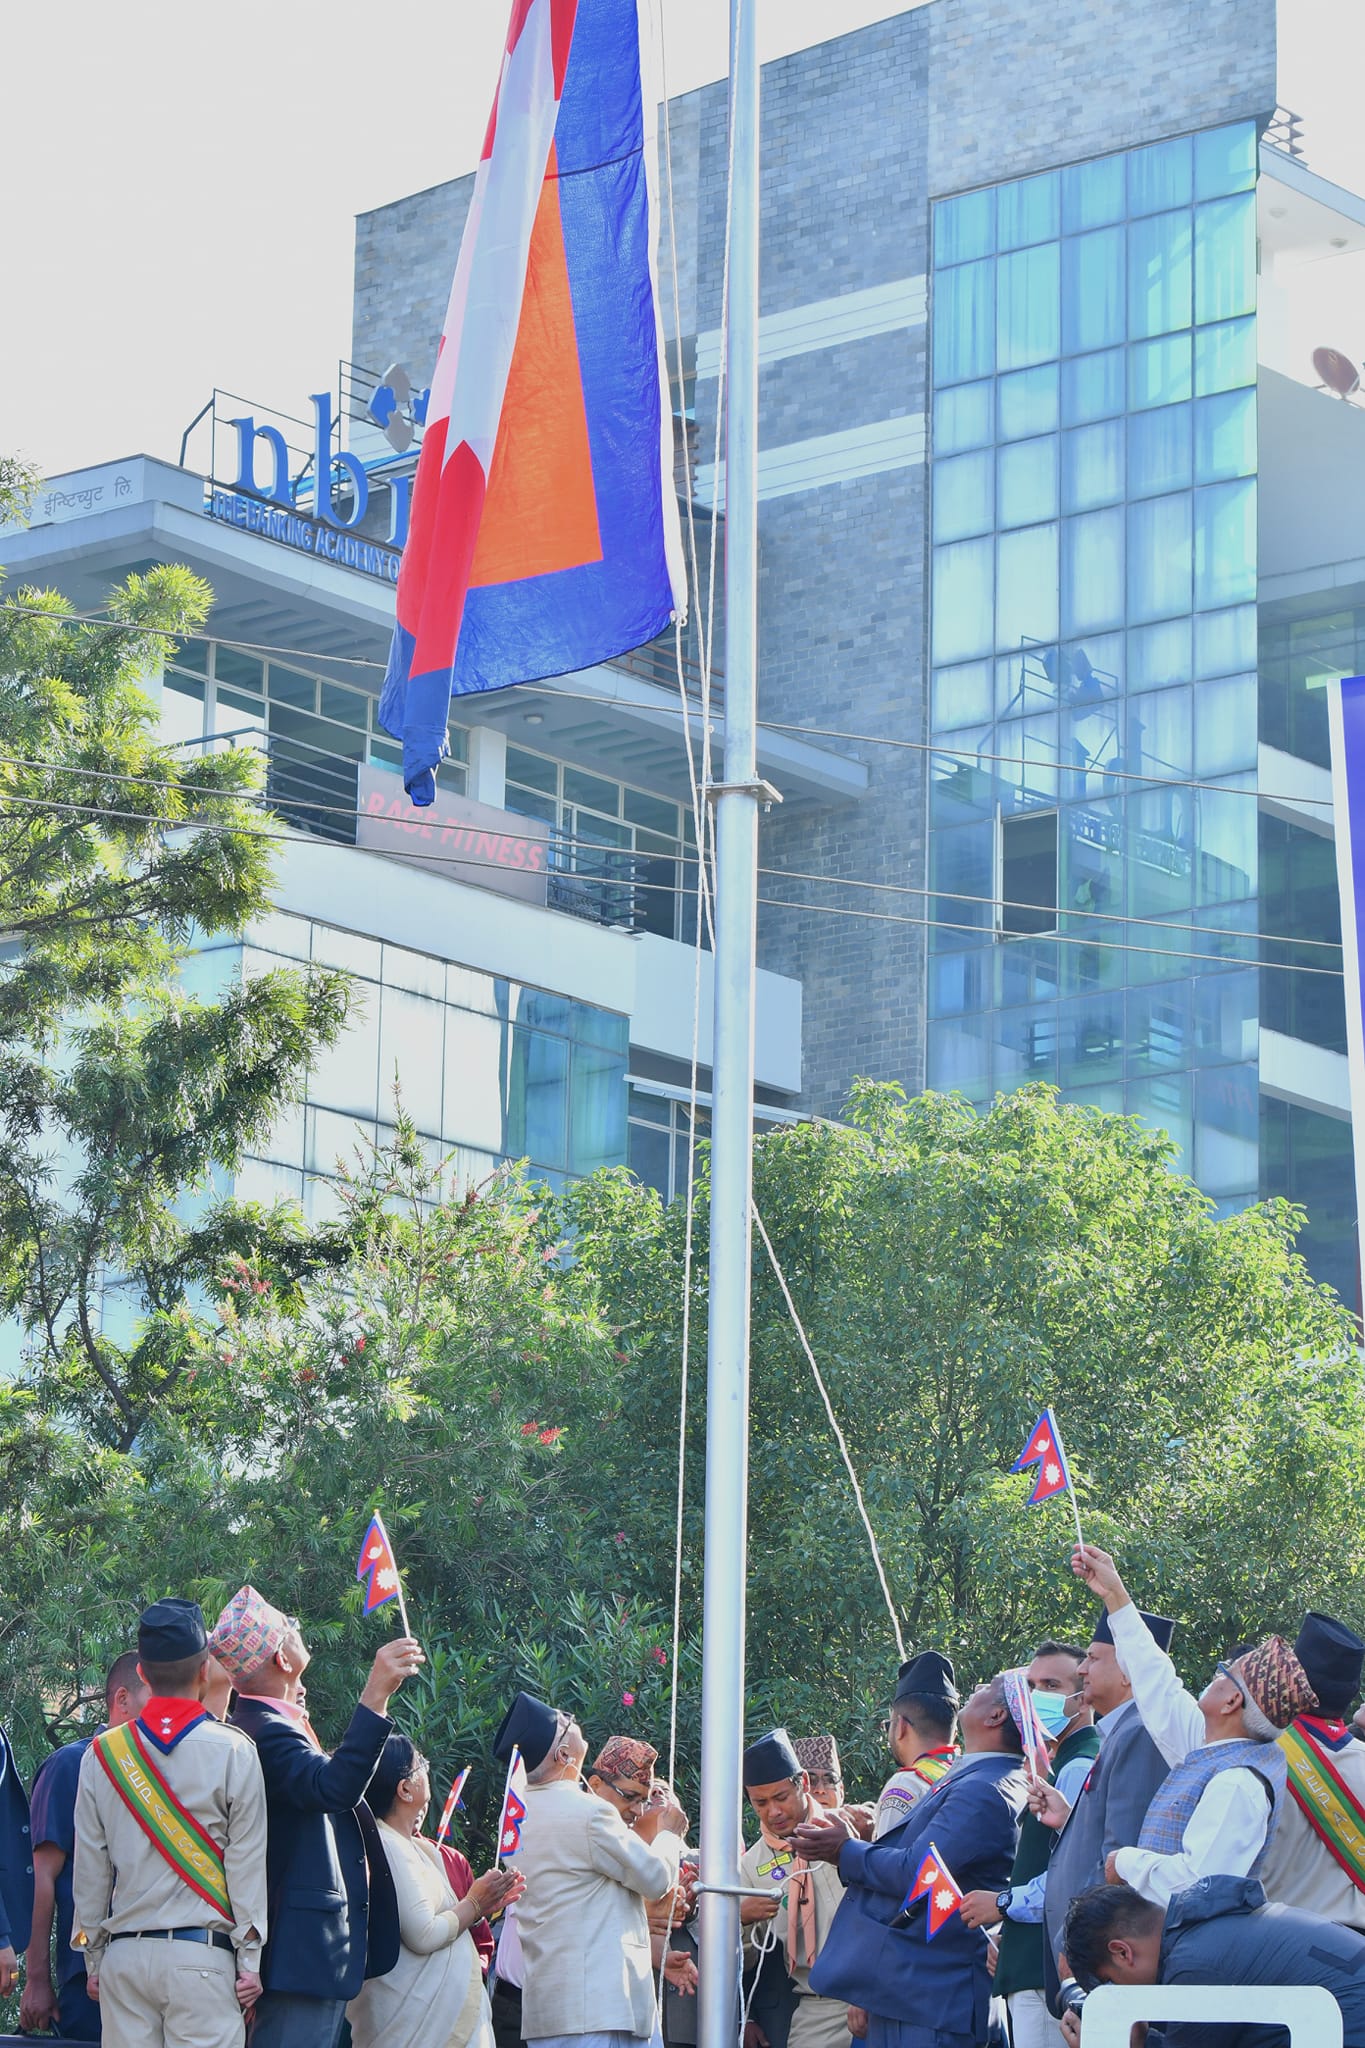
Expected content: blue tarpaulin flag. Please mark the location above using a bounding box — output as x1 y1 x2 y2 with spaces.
380 0 686 805
1327 675 1365 1284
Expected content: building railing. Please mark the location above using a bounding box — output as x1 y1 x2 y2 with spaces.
1265 105 1306 161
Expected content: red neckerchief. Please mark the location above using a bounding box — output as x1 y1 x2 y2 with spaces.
138 1697 210 1754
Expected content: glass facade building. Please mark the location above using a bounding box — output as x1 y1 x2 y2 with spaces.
927 122 1264 1213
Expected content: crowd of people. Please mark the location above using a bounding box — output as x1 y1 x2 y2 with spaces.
4 1545 1365 2047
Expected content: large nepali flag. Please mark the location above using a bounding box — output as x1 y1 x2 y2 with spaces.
381 0 686 805
1327 676 1365 1288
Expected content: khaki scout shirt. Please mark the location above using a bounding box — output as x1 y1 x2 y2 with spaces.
71 1717 268 1973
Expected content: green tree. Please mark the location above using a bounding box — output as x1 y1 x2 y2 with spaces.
0 561 350 1446
571 1081 1365 1796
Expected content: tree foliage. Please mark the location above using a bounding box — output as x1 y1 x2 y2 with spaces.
0 560 351 1446
3 1081 1360 1851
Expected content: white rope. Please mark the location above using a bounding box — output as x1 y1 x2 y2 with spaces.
751 1203 907 1662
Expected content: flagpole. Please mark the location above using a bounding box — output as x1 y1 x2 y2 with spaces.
1053 1418 1086 1552
696 0 761 2042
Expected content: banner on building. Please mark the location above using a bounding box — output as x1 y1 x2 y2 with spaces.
381 0 686 806
1326 675 1365 1281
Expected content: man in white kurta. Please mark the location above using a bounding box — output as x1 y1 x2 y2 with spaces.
740 1729 850 2048
499 1695 685 2048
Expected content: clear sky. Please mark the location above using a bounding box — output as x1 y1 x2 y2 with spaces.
3 0 1362 480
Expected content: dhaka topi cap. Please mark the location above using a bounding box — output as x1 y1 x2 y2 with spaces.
1294 1612 1365 1718
892 1650 960 1710
139 1598 208 1664
1092 1607 1175 1654
209 1585 291 1682
1220 1636 1319 1737
794 1735 841 1780
592 1735 658 1784
494 1690 560 1773
743 1727 802 1788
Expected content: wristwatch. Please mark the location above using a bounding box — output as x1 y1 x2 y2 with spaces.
995 1888 1013 1919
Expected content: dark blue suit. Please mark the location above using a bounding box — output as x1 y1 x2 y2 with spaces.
810 1753 1027 2048
230 1697 399 2004
0 1726 33 1959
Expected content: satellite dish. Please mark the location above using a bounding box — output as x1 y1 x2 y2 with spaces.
1313 346 1360 398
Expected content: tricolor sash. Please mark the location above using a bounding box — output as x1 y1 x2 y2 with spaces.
93 1722 232 1918
1279 1719 1365 1893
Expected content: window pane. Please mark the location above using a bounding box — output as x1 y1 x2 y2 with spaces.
1129 685 1191 780
1000 812 1059 935
995 1004 1060 1087
1063 509 1124 636
932 661 994 729
998 171 1059 250
1195 776 1257 905
997 244 1060 369
1127 135 1192 215
1194 479 1256 610
1061 990 1126 1084
1063 226 1125 354
1062 420 1124 512
1195 967 1257 1064
1195 1062 1258 1196
932 822 995 945
997 436 1058 528
1194 388 1255 482
1129 334 1192 410
935 259 995 383
564 766 620 813
1128 402 1191 497
628 1120 672 1198
998 365 1060 440
934 450 995 541
215 647 264 693
1127 211 1192 339
1195 193 1255 323
268 666 316 709
1128 493 1193 623
927 1016 992 1097
1195 123 1257 200
1194 317 1255 394
935 188 995 265
1127 983 1192 1074
506 746 557 794
623 787 679 836
934 379 994 454
379 988 443 1134
1063 153 1126 231
1195 673 1257 774
1194 604 1255 679
505 1025 568 1170
997 524 1059 650
1128 617 1191 691
569 1043 627 1175
1062 349 1125 425
932 537 995 664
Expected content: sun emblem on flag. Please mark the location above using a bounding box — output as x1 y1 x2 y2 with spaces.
1044 1461 1061 1485
377 1567 397 1591
934 1887 956 1911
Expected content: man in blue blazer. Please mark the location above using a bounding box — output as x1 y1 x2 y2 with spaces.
214 1584 422 2048
795 1674 1029 2048
0 1721 33 2008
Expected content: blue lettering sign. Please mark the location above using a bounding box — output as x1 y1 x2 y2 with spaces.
228 418 293 507
311 391 369 531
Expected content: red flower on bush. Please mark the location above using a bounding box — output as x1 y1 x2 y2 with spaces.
521 1421 539 1436
354 1335 365 1351
652 1647 668 1666
622 1691 636 1707
538 1427 561 1445
614 1531 627 1545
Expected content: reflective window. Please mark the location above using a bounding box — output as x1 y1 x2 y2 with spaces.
935 260 995 383
1062 420 1125 511
997 436 1058 527
1063 228 1125 354
997 245 1061 369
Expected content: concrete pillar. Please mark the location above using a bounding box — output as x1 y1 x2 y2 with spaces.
466 724 507 807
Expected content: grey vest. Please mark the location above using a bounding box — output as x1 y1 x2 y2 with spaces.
1042 1700 1171 1993
1138 1737 1285 1861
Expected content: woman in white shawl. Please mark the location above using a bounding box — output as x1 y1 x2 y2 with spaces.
349 1735 524 2048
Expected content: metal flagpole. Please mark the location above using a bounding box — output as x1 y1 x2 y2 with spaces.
696 0 769 2042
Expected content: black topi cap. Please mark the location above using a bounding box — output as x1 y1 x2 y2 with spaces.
743 1727 802 1788
1294 1612 1365 1717
892 1650 960 1710
493 1690 560 1773
138 1598 209 1664
1091 1607 1175 1654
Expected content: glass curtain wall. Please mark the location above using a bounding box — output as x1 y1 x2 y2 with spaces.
927 122 1260 1207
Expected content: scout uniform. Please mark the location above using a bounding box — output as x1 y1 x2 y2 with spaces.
872 1651 960 1841
71 1599 268 2048
741 1729 850 2048
1260 1611 1365 1931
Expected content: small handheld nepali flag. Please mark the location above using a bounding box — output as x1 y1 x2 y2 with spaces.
899 1840 963 1940
437 1766 470 1845
1001 1666 1054 1784
497 1746 529 1858
1010 1408 1085 1547
356 1511 414 1640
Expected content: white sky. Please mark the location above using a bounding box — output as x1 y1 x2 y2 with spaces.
3 0 1363 480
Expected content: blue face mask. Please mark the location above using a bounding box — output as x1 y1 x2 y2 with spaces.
1031 1687 1070 1737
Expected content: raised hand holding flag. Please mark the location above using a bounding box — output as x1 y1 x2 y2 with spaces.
437 1767 470 1845
357 1511 413 1639
1009 1407 1084 1548
897 1840 964 1940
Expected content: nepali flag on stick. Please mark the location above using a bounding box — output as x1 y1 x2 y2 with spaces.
1010 1408 1085 1549
381 0 686 805
897 1841 964 1941
357 1512 413 1639
437 1767 470 1845
497 1747 529 1858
